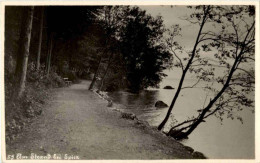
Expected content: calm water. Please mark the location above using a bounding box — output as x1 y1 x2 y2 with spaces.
107 78 255 159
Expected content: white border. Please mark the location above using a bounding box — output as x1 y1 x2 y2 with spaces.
0 1 259 163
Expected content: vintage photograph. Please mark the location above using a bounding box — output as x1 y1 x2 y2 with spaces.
2 3 256 161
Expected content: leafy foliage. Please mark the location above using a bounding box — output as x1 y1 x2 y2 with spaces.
159 5 255 139
119 7 172 92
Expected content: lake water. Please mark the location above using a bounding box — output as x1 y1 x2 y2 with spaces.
107 78 255 159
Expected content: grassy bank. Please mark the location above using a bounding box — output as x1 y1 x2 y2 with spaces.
5 67 67 144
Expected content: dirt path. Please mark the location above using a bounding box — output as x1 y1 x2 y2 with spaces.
6 80 195 159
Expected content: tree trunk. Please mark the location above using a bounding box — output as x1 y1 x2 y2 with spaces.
68 40 73 70
175 81 231 140
172 21 254 139
88 55 103 90
16 6 34 97
158 6 209 131
98 52 113 92
46 33 53 76
36 7 44 71
15 49 23 76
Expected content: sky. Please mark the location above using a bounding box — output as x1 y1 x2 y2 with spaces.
137 6 255 85
138 6 199 81
140 6 199 48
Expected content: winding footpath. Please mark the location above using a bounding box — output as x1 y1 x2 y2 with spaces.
6 80 195 160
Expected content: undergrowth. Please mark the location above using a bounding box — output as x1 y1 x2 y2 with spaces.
5 64 66 144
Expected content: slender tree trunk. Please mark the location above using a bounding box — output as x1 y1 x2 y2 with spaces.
173 21 255 139
36 7 44 71
15 50 23 76
68 40 73 70
175 65 237 139
98 52 113 92
158 6 210 131
16 6 34 97
88 55 103 90
46 33 53 76
45 41 50 72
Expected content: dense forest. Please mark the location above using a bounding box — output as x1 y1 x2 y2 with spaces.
5 6 172 142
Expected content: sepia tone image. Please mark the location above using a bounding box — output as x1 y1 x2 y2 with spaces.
3 4 255 160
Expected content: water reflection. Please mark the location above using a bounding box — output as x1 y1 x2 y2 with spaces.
107 84 254 159
109 90 159 107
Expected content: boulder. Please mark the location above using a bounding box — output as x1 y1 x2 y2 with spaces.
121 112 137 120
136 120 150 127
155 101 168 108
107 100 113 107
167 129 188 139
183 146 194 153
163 85 174 89
192 151 207 159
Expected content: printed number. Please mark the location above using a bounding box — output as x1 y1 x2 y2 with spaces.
7 155 14 160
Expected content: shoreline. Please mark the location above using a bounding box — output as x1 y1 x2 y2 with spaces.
94 89 207 159
6 80 205 160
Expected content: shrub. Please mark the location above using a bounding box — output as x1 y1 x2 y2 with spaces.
5 84 48 143
5 62 66 143
67 71 80 83
50 72 66 87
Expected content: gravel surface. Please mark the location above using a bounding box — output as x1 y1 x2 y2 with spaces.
6 80 195 160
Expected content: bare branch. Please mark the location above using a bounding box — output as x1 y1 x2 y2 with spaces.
199 31 217 40
170 118 197 131
204 107 220 119
231 17 239 57
190 64 206 67
182 78 201 89
242 57 255 61
170 47 184 71
236 68 255 78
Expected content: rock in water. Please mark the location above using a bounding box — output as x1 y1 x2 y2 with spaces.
155 101 168 108
192 151 207 159
121 112 137 120
163 86 174 89
183 146 194 153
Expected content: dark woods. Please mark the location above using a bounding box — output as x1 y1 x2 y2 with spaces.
5 6 171 142
6 6 171 95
